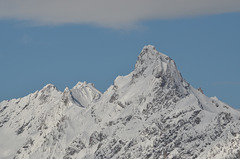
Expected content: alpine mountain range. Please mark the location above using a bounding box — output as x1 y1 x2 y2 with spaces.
1 45 240 159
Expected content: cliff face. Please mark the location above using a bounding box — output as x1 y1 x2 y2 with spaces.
1 45 240 159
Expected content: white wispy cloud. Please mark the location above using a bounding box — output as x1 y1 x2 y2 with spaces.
0 0 240 28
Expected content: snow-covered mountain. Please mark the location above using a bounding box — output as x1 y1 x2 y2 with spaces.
1 45 240 159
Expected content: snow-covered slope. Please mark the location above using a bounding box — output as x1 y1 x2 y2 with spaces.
1 45 240 159
0 82 101 159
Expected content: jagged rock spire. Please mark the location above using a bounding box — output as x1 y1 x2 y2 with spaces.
133 45 183 83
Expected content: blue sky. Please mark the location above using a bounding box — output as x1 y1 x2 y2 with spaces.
0 1 240 109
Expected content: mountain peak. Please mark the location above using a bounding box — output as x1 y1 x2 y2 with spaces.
73 81 91 89
69 81 102 107
40 83 59 94
110 46 189 110
76 81 87 86
142 44 156 50
42 83 57 89
138 45 170 63
133 45 181 81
